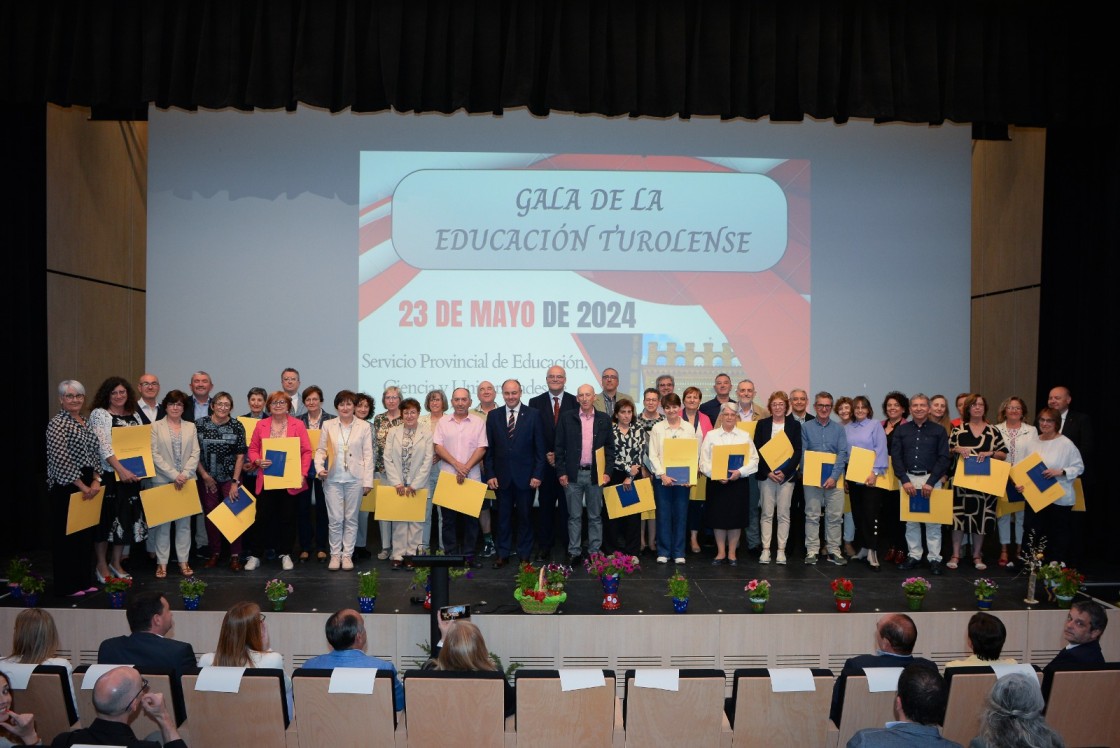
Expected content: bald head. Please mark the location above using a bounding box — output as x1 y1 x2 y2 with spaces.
577 384 596 412
92 666 143 717
877 614 918 655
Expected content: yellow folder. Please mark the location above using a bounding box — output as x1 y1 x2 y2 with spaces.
996 494 1025 517
432 471 487 518
261 437 303 490
803 450 842 488
595 446 608 486
953 456 1012 497
112 424 154 479
374 485 427 522
207 489 257 543
238 416 260 437
360 480 380 512
1008 453 1065 512
307 429 322 455
1073 478 1085 512
845 446 898 490
758 430 794 474
140 479 203 526
604 477 656 519
734 420 758 439
898 486 953 524
663 437 699 485
66 487 105 534
689 473 708 501
712 443 752 481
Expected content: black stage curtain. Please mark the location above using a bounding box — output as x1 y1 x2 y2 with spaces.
1 0 1112 125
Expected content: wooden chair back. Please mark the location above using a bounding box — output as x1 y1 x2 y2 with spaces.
1044 664 1120 748
623 669 729 747
181 668 290 748
730 668 834 748
833 674 898 747
401 669 509 748
6 665 77 744
515 669 619 748
941 665 1041 747
291 668 397 748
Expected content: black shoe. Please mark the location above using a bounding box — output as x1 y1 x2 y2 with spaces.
353 548 373 560
469 560 483 569
929 560 944 576
898 557 921 570
568 553 583 565
492 557 509 569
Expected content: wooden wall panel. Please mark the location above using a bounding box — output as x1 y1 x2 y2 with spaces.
971 288 1042 415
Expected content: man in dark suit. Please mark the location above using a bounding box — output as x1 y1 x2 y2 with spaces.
698 372 734 425
830 613 936 726
97 591 197 719
527 365 577 561
182 371 213 423
483 379 546 568
554 384 615 564
846 663 960 747
1048 386 1094 465
1044 599 1107 673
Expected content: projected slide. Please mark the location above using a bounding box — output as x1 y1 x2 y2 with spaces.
358 152 808 400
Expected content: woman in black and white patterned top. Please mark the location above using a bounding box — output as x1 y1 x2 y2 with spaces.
606 398 646 559
45 380 102 597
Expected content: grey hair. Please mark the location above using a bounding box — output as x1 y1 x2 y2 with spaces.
976 673 1064 748
720 402 740 416
57 380 85 397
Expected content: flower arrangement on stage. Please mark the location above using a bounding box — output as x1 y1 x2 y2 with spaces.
1053 567 1084 599
744 579 771 601
973 578 998 599
265 578 293 602
1017 530 1048 573
358 570 380 598
901 577 931 596
17 574 45 597
666 573 690 600
5 557 31 587
584 551 641 578
514 561 570 614
831 577 854 600
1037 561 1065 586
103 576 133 594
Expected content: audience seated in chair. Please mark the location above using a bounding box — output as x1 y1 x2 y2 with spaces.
944 613 1016 669
969 672 1062 748
432 621 514 717
301 608 403 711
50 666 184 748
197 601 293 717
846 663 960 748
1044 599 1106 673
0 669 42 747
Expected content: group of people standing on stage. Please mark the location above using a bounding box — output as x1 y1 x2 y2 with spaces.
46 363 1092 595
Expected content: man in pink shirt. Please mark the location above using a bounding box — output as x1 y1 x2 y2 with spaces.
554 384 615 564
433 388 488 561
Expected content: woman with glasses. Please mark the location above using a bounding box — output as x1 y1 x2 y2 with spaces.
383 398 434 568
994 397 1037 568
314 390 375 571
1017 408 1083 564
150 390 201 579
296 386 335 564
198 601 292 716
372 387 403 561
46 380 103 597
195 391 248 571
947 394 1007 571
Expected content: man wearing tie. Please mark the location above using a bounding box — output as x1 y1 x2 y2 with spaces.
528 366 578 561
483 380 546 568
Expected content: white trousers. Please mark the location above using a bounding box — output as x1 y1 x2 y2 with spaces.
152 517 191 564
903 473 942 562
324 480 363 557
759 479 794 551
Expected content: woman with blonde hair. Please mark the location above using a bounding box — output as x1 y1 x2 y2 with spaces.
198 601 292 715
436 621 514 716
1 609 75 713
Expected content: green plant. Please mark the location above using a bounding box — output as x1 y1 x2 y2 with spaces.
901 577 931 596
179 578 208 598
410 551 471 589
666 572 690 599
5 557 31 585
1053 568 1084 597
19 575 46 595
265 578 293 601
744 579 770 601
358 569 380 597
831 577 854 600
973 577 998 599
1038 561 1065 584
103 576 132 594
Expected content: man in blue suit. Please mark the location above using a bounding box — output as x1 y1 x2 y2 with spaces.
484 379 547 568
527 366 578 561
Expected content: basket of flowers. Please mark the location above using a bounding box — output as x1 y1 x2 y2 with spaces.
513 561 570 614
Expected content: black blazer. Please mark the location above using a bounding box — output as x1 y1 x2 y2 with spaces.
181 399 212 423
527 390 578 451
482 405 547 489
553 409 615 482
98 632 197 719
1044 639 1103 673
1059 410 1094 466
753 417 802 482
829 653 936 725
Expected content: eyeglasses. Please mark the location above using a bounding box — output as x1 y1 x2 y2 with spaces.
139 382 160 388
815 403 832 409
121 678 150 713
258 613 267 622
63 393 85 400
1038 417 1057 423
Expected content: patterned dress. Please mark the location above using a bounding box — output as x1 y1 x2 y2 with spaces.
949 423 1008 534
89 408 148 544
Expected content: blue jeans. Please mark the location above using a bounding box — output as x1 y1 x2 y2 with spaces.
654 481 690 558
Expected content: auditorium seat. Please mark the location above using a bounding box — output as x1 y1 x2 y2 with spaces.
181 668 294 748
400 669 514 747
5 664 78 744
941 665 1040 746
727 668 834 748
622 669 730 747
1042 662 1120 748
73 665 185 730
828 674 898 748
514 669 621 747
291 668 399 748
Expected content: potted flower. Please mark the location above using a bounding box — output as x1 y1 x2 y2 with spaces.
744 579 770 613
584 552 641 610
18 574 45 607
265 578 293 611
831 577 855 612
5 557 31 600
1037 561 1065 602
179 578 208 610
666 572 690 613
973 577 998 609
104 576 133 609
513 561 568 614
901 577 931 611
358 570 380 613
1053 568 1084 608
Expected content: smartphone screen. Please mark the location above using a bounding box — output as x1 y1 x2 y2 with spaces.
439 604 471 621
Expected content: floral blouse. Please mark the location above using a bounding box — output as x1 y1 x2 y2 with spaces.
611 424 647 473
372 412 403 473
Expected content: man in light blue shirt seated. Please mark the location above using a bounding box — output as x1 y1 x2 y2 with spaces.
302 608 405 711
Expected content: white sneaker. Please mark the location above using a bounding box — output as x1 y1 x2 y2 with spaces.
759 550 771 564
674 557 686 565
280 554 294 571
776 551 787 565
328 555 341 571
341 556 354 571
243 556 260 571
656 556 669 564
377 550 390 560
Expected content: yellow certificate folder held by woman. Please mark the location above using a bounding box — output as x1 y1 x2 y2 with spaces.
66 486 105 534
140 479 203 526
1008 453 1065 512
111 424 154 479
208 486 257 543
605 477 656 519
261 436 303 490
845 446 899 490
663 438 699 484
374 485 427 522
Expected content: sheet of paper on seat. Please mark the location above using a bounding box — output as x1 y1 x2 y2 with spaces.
558 669 604 692
329 667 379 694
767 668 816 692
1 662 36 688
140 480 203 526
195 666 247 693
864 667 904 692
81 663 130 689
67 487 105 534
991 664 1039 681
634 669 679 691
